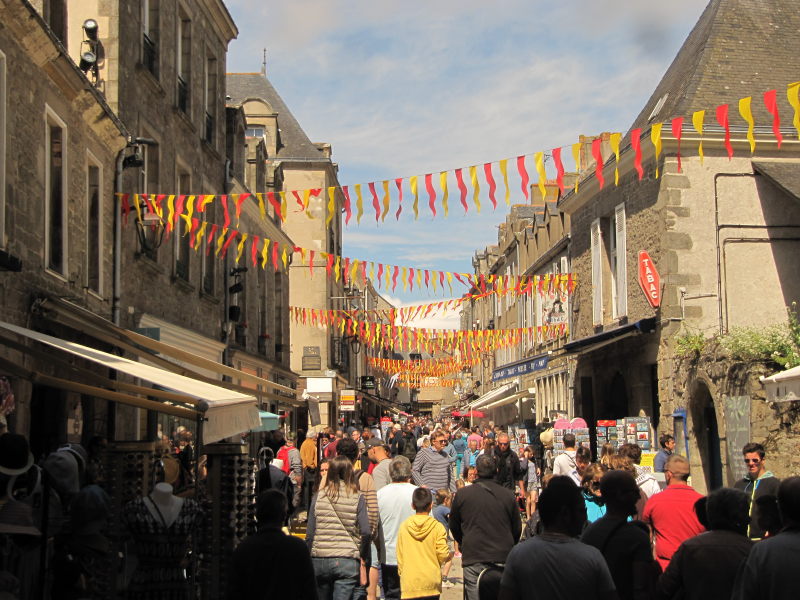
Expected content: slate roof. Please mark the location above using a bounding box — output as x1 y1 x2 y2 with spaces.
629 0 800 132
226 72 326 161
753 161 800 200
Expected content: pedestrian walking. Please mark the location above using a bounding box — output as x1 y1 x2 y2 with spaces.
378 456 417 600
306 456 371 600
432 489 455 588
552 433 577 477
618 443 660 499
452 431 467 479
733 442 781 540
580 463 607 523
653 434 675 473
411 430 455 492
396 487 452 600
367 437 393 491
449 454 521 600
492 433 525 502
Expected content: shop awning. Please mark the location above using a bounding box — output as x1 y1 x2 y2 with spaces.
37 297 302 407
563 318 657 354
0 321 259 443
483 389 530 411
251 410 281 432
469 381 517 409
760 365 800 403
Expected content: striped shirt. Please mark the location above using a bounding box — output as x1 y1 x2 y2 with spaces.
412 447 455 491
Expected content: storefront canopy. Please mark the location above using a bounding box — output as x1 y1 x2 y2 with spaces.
760 365 800 403
468 381 517 410
0 321 260 443
251 410 281 432
482 389 530 411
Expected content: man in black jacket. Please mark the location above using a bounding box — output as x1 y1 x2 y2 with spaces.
450 454 521 600
733 442 781 539
493 433 525 500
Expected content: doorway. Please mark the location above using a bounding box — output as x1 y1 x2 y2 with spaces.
691 381 723 491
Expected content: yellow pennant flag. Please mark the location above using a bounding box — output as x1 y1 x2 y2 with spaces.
415 269 422 290
738 96 756 153
651 122 663 178
355 184 364 224
609 133 622 186
279 191 287 221
215 227 228 256
534 152 547 200
446 271 453 294
166 195 176 231
350 259 359 283
334 256 341 282
499 159 510 205
431 270 438 293
326 186 336 226
410 176 419 220
200 195 215 212
194 221 208 251
303 189 314 220
369 261 375 284
469 166 481 213
439 172 449 217
281 246 288 270
571 143 582 192
133 194 143 224
692 110 705 164
181 195 196 230
382 181 390 221
235 233 248 264
789 82 800 139
256 194 266 222
261 239 270 269
402 267 409 291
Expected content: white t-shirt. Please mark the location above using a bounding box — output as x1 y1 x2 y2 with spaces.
377 482 417 566
501 534 616 599
552 450 577 476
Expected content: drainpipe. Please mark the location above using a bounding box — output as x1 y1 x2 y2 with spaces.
112 145 128 326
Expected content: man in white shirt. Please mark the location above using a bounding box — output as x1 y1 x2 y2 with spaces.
552 433 578 476
377 456 417 600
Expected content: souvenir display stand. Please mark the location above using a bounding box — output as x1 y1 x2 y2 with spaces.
200 443 256 600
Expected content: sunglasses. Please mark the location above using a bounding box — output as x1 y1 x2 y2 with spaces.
498 442 509 446
590 481 602 490
744 458 761 464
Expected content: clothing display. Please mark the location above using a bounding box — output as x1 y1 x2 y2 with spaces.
122 495 203 599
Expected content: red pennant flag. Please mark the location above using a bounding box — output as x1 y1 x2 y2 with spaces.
221 195 231 228
195 195 206 213
517 155 530 200
439 271 445 289
189 217 199 249
552 148 565 195
409 268 415 292
671 117 684 173
342 186 353 225
141 193 155 215
173 195 186 231
250 235 260 267
484 163 498 209
631 129 644 180
272 242 279 271
292 191 304 211
325 253 334 278
377 263 384 287
455 168 468 213
424 270 430 289
235 193 250 222
220 230 237 258
763 90 783 148
206 224 218 255
266 192 282 221
120 194 130 225
715 104 733 159
368 182 380 222
343 257 351 283
592 139 605 189
309 250 315 276
425 173 437 217
395 178 404 220
453 273 465 286
392 266 400 291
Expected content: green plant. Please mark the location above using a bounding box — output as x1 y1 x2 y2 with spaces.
675 329 707 358
720 307 800 369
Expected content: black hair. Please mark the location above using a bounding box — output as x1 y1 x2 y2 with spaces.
563 433 576 448
706 488 750 534
742 442 765 459
475 454 497 479
575 446 592 463
538 476 581 528
256 489 287 526
412 487 433 512
336 437 359 462
619 443 643 464
778 476 800 523
659 433 675 449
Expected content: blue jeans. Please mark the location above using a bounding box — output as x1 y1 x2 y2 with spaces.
312 557 360 600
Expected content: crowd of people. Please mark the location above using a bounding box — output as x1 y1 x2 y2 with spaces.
242 415 800 600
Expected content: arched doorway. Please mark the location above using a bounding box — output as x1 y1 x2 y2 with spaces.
691 381 723 491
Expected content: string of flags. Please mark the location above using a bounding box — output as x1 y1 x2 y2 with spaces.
118 83 800 226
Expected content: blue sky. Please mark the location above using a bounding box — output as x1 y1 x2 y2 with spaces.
226 0 707 323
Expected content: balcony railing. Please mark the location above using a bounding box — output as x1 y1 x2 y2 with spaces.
177 76 188 113
204 111 214 144
142 33 158 77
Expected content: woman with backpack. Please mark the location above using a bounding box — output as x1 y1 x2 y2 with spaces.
306 455 371 600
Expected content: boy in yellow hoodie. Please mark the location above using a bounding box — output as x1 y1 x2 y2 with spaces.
397 487 453 599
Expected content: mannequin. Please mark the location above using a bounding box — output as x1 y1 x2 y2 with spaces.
145 482 184 528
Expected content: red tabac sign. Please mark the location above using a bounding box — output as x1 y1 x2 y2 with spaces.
638 251 661 308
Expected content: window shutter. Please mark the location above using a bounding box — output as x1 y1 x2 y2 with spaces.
591 219 603 326
615 203 627 317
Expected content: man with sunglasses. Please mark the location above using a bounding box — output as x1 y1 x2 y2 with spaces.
411 431 456 492
492 433 525 502
733 442 780 540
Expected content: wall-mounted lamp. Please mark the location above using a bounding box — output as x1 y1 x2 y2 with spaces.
80 19 100 83
78 51 97 73
83 19 99 41
344 335 362 355
135 210 165 254
228 282 244 295
230 266 248 276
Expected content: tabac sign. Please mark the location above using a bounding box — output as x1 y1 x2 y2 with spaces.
638 251 661 308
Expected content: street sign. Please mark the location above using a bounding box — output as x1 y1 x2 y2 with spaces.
638 251 661 308
360 375 376 390
339 389 356 411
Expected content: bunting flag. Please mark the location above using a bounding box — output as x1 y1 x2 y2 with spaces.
120 83 798 231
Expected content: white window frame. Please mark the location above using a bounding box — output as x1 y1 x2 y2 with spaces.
614 203 628 318
591 218 603 326
610 213 618 319
86 151 103 296
45 105 68 278
0 50 6 248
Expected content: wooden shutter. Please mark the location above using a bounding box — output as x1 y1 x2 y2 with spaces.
615 203 627 318
591 219 603 326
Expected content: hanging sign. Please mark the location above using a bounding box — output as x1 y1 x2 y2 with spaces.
638 251 661 308
339 389 357 412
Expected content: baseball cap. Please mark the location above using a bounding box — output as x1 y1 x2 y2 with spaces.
365 437 387 450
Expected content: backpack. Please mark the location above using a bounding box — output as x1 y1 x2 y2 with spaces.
276 445 292 474
401 435 417 462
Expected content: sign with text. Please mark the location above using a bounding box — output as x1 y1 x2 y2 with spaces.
492 355 548 382
339 389 356 412
638 251 661 308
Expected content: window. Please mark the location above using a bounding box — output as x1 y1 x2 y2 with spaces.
175 171 191 280
176 10 190 113
274 272 284 352
45 107 67 275
43 0 67 43
140 141 159 260
245 127 264 139
591 218 603 326
612 203 627 319
0 50 6 247
204 56 217 144
86 154 102 293
201 194 215 294
142 0 159 77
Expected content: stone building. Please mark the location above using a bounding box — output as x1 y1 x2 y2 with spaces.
559 0 800 491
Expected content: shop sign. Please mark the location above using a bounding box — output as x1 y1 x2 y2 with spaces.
339 389 356 412
360 375 376 390
638 251 661 308
492 355 548 382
